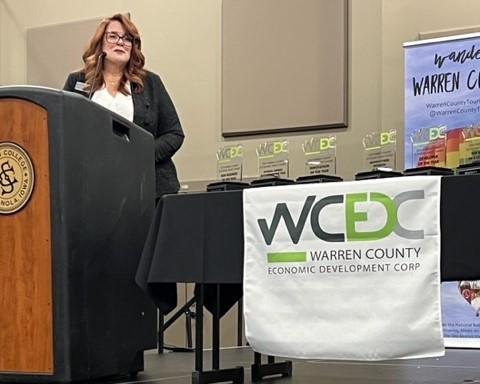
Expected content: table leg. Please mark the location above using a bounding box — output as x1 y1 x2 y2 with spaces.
251 352 292 382
212 284 220 370
194 284 204 373
191 284 244 384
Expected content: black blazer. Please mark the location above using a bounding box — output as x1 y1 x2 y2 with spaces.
63 70 185 198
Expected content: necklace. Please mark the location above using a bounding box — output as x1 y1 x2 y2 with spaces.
104 76 122 86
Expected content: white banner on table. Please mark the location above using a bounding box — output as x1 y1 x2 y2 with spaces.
243 176 444 361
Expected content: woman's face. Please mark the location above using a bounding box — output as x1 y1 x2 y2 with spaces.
102 20 132 67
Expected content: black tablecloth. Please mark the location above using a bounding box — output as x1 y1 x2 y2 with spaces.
136 175 480 316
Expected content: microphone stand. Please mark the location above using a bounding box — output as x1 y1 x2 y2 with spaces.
88 52 106 100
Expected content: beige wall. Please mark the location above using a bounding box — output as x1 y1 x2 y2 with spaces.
3 0 480 185
0 0 361 188
2 0 480 347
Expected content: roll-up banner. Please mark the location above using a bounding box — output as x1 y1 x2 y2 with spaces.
404 33 480 348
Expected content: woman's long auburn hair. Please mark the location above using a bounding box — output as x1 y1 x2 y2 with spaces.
82 13 146 95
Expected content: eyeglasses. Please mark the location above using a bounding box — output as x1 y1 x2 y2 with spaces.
105 32 135 47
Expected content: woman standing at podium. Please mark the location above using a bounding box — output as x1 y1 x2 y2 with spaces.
63 13 184 201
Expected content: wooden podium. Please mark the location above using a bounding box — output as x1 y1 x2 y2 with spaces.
0 86 157 383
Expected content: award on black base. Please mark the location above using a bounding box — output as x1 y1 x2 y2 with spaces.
209 144 248 191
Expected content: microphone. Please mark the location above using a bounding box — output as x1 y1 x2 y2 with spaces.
88 52 107 100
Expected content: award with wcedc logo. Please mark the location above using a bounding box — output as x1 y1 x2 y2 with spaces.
362 130 397 170
409 125 446 168
459 124 480 166
302 135 337 176
456 125 480 174
216 144 243 181
256 140 289 178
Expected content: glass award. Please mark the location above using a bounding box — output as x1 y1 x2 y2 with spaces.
456 124 480 174
256 140 289 178
459 124 480 166
409 125 446 168
302 135 337 176
363 130 397 170
215 144 243 181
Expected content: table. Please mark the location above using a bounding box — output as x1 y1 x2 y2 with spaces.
136 174 480 383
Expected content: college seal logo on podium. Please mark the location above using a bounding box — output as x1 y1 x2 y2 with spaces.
0 142 35 214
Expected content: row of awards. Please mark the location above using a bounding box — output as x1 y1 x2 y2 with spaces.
211 128 480 191
216 131 396 182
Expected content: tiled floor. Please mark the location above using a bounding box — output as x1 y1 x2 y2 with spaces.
103 346 480 384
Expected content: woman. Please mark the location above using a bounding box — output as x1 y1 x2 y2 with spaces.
63 13 184 200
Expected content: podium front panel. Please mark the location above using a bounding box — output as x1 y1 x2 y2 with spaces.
0 99 53 374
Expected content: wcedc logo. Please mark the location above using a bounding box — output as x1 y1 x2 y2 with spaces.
0 142 35 214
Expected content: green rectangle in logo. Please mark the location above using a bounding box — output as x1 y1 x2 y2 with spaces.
267 252 306 263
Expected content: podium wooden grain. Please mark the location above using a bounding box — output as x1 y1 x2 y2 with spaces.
0 99 53 374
